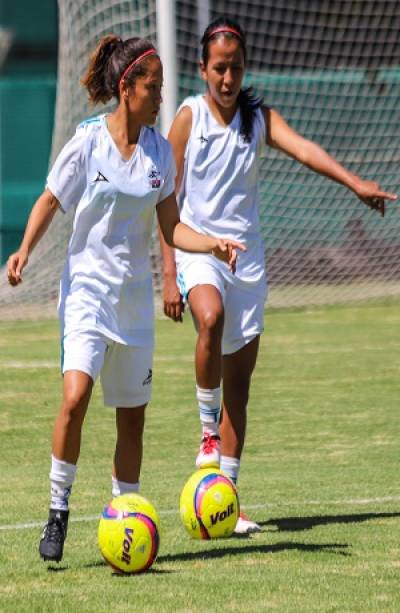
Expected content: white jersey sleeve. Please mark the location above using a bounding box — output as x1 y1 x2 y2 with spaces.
157 137 176 203
46 126 88 213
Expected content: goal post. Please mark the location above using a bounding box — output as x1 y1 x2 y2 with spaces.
156 0 177 137
1 0 400 318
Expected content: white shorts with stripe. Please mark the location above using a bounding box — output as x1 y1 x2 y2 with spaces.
61 329 153 407
176 253 268 355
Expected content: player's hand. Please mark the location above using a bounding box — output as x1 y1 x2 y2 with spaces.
353 179 397 217
7 249 28 286
163 274 185 322
211 239 246 273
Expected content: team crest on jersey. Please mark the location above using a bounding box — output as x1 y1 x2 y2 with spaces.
148 165 161 189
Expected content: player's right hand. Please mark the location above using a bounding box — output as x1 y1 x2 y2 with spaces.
163 275 185 322
211 239 246 274
7 250 28 286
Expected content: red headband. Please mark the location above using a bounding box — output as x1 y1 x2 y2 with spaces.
119 48 157 86
207 26 243 41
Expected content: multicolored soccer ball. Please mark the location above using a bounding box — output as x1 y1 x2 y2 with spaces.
180 468 239 539
98 493 160 574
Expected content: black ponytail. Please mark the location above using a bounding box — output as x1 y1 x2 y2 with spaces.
237 87 263 143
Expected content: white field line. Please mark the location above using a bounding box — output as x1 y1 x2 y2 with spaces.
3 341 400 370
1 496 400 532
0 355 194 369
0 360 59 369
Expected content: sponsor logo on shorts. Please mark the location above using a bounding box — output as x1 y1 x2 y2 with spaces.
142 369 153 386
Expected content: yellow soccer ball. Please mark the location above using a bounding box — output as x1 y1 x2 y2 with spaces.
180 469 239 539
98 493 160 574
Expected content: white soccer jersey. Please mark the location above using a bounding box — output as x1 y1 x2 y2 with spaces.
47 114 175 346
176 95 266 283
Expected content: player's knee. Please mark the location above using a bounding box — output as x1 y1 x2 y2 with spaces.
197 308 224 337
61 388 90 421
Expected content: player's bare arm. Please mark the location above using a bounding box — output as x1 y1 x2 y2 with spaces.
156 192 245 272
7 189 60 286
158 105 193 322
264 107 397 217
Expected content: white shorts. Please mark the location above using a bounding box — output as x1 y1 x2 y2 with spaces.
177 254 268 355
61 329 153 408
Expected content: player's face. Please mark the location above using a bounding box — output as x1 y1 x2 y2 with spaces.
200 37 245 110
127 57 163 125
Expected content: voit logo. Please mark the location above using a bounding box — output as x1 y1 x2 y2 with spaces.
121 527 134 565
210 502 235 525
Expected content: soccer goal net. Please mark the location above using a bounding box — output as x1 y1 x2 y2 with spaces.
1 0 400 318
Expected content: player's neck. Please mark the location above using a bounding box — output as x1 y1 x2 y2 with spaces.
204 92 238 127
107 109 142 160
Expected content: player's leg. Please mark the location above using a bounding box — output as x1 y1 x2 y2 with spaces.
101 343 153 497
220 335 260 459
113 405 146 495
188 281 225 468
39 330 105 562
52 370 93 463
221 337 261 534
219 277 267 534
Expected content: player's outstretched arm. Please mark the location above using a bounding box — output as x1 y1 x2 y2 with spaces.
157 222 184 322
156 193 246 273
157 105 191 322
7 189 60 286
265 107 397 217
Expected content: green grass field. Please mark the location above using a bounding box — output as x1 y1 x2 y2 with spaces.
1 303 400 612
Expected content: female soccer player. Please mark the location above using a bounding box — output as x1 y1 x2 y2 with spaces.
159 17 397 534
7 34 243 562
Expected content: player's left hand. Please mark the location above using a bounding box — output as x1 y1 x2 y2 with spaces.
211 239 246 273
7 249 28 286
353 179 397 217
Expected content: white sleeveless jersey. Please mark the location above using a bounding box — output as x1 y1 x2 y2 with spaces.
46 114 175 345
176 95 266 283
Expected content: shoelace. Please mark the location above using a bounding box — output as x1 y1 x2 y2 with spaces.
201 433 220 454
43 517 65 543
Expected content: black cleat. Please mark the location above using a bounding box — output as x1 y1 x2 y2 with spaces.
39 509 69 562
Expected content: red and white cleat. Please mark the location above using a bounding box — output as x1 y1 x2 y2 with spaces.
195 433 221 469
234 512 262 535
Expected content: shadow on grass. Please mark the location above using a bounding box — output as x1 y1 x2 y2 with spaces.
47 565 69 572
157 540 350 563
261 511 400 532
82 559 174 574
45 541 350 572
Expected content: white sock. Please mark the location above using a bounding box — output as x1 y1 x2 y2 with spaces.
112 477 140 498
220 455 240 485
49 454 77 511
196 385 221 437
